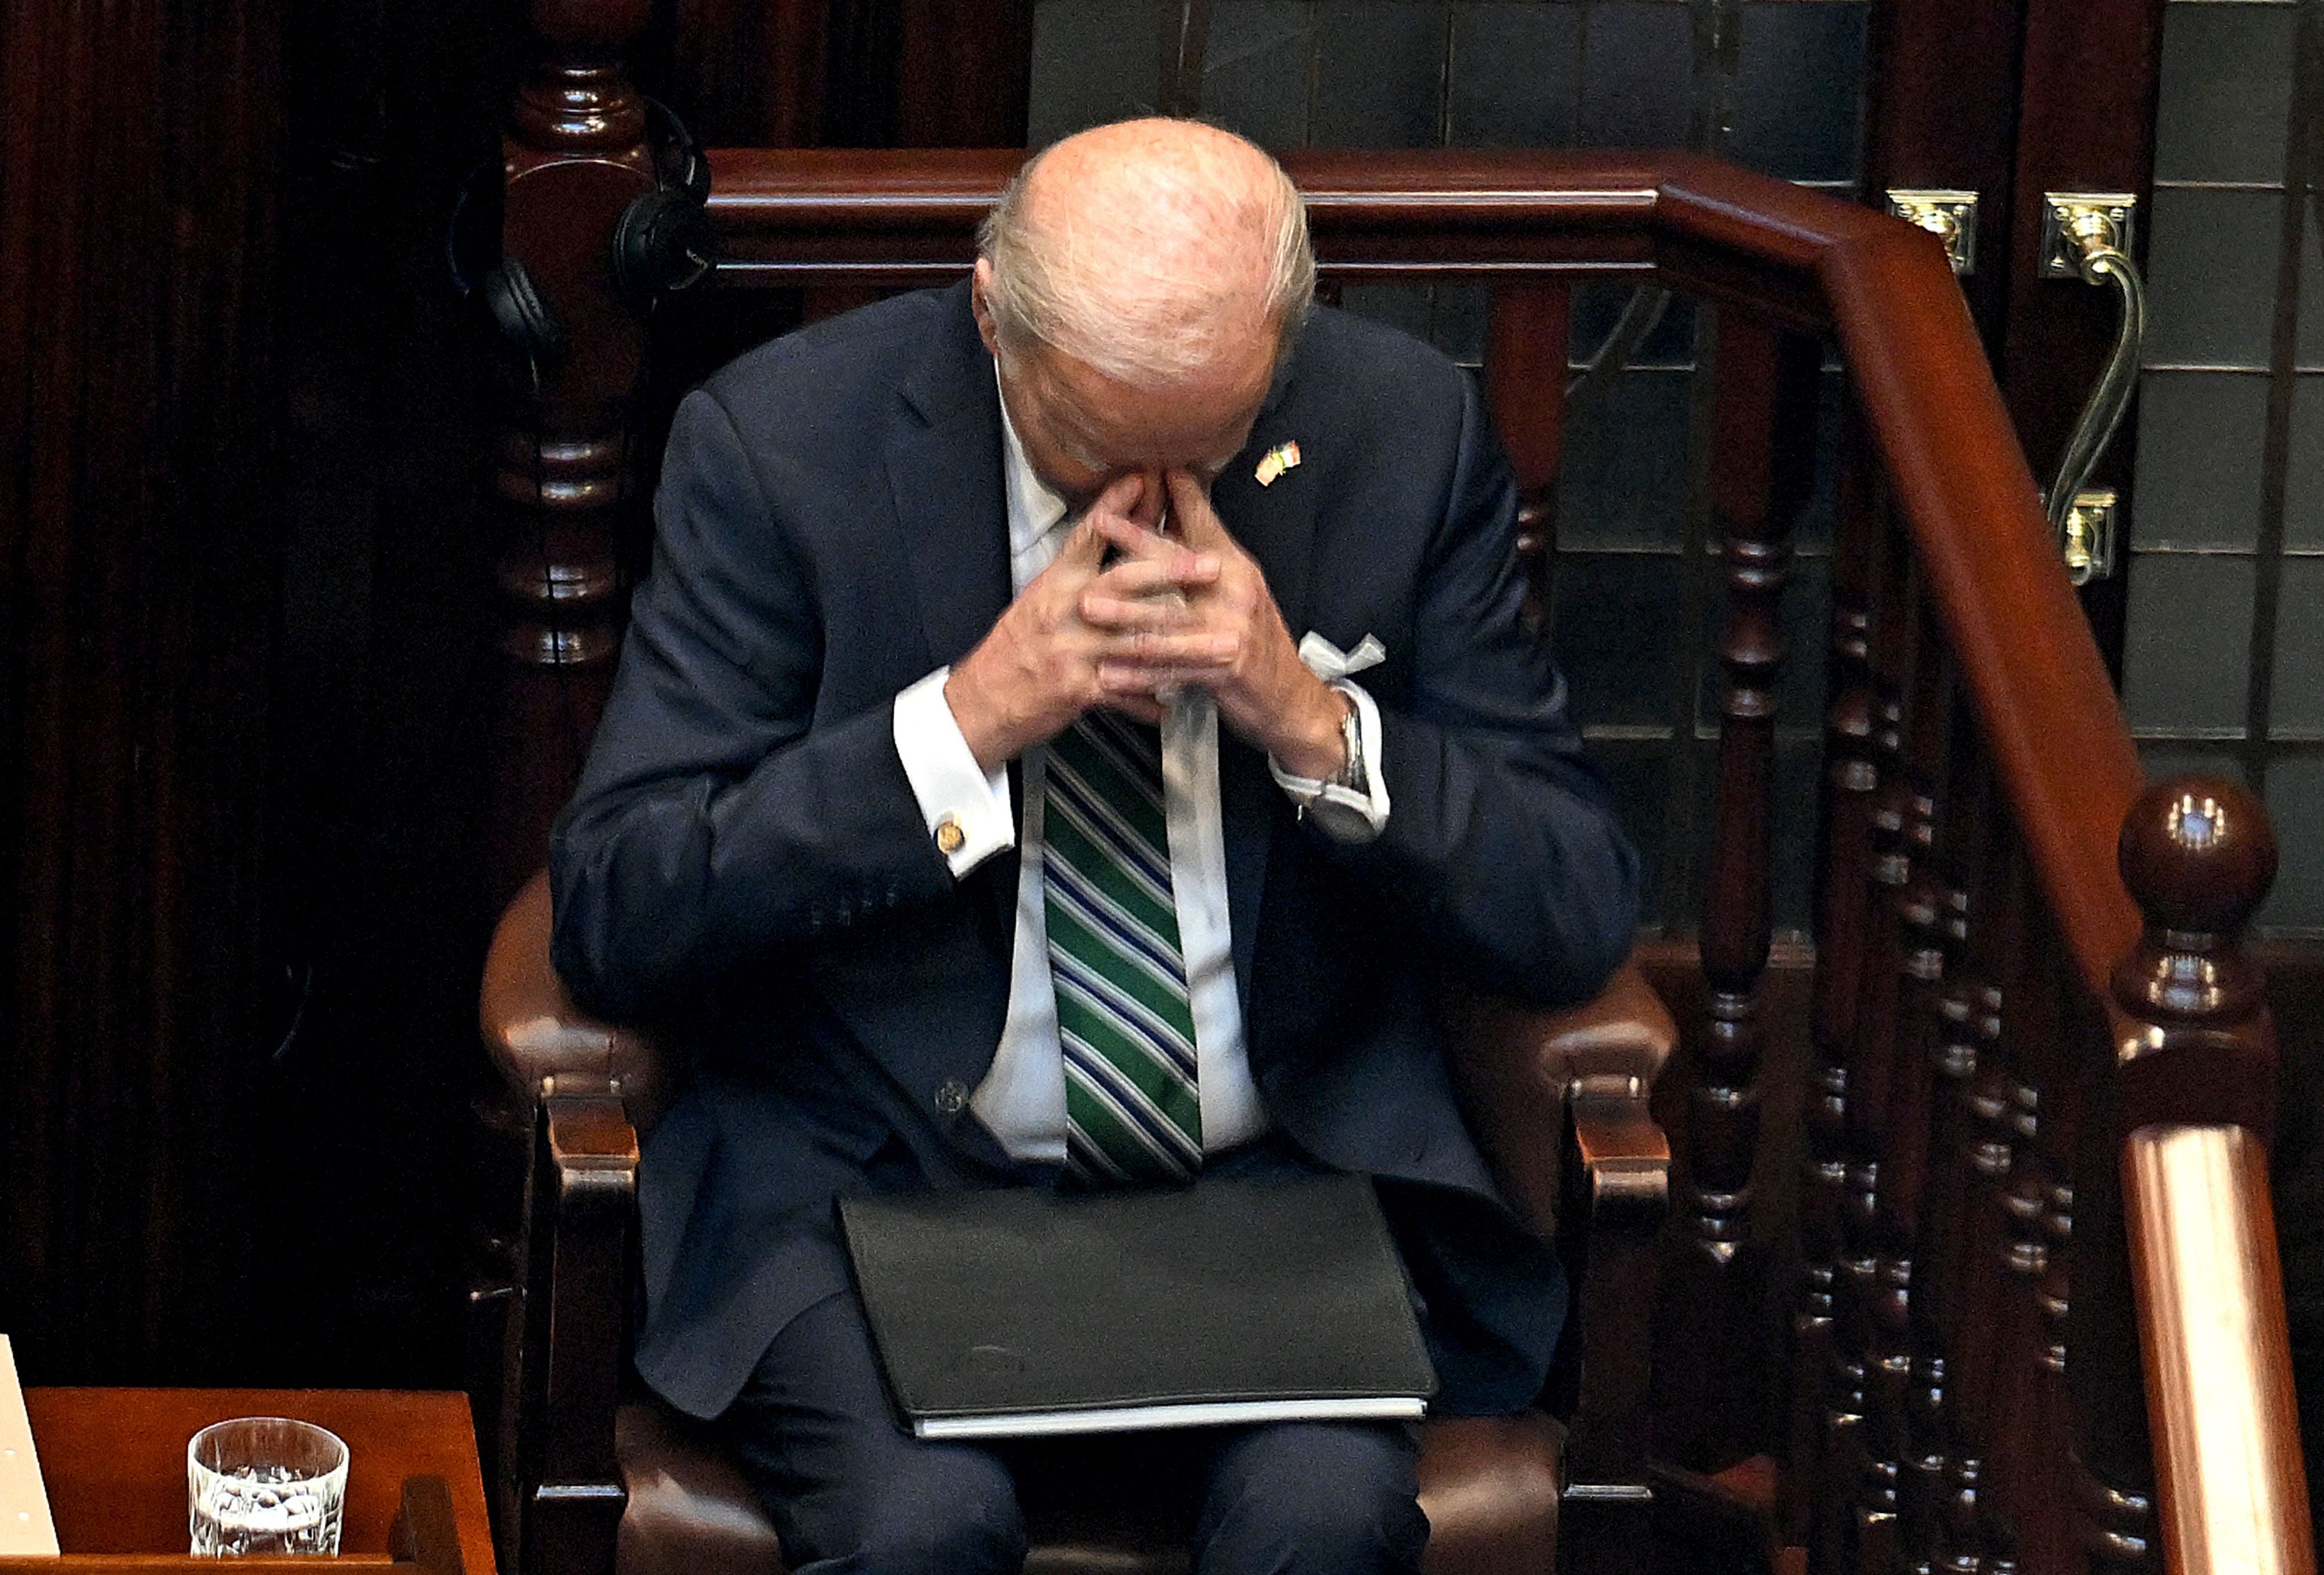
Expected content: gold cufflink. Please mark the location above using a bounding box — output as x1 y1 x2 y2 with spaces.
934 815 966 855
1254 440 1301 487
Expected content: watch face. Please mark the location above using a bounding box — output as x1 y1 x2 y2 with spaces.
1304 792 1376 844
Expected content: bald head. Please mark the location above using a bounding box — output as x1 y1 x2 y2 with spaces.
976 119 1314 390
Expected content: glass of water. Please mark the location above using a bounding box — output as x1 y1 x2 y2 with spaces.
187 1418 348 1556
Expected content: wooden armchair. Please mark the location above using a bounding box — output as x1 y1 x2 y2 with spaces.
481 869 1676 1575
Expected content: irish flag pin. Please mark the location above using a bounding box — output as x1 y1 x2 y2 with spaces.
1254 440 1301 487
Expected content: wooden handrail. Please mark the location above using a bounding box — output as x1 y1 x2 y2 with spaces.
2125 1125 2311 1575
702 148 2146 1009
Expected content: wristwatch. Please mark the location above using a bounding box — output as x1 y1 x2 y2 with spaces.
1294 697 1378 844
1330 699 1367 794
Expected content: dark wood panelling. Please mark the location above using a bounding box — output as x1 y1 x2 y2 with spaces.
0 0 281 1378
1996 0 2168 677
666 0 834 145
2 0 529 1390
1999 0 2166 470
1860 0 2031 353
1862 0 2165 681
895 0 1032 146
661 0 1031 150
263 0 521 1387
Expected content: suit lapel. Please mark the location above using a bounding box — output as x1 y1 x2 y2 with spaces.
887 283 1021 941
890 286 1012 673
1209 390 1317 1005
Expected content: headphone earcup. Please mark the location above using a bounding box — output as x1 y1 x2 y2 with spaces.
611 186 717 309
480 256 569 368
645 96 711 206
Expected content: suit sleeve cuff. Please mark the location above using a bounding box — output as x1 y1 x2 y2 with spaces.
1268 679 1391 844
892 668 1013 876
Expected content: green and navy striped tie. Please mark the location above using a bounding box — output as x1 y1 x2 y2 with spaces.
1042 712 1202 1184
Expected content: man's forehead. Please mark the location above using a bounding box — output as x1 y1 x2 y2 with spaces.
1035 347 1271 464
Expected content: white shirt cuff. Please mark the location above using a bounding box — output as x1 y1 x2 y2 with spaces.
1268 679 1391 843
892 668 1014 876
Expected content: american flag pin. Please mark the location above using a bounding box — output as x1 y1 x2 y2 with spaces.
1254 440 1301 487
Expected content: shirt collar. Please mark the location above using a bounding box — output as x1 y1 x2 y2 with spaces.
994 361 1073 574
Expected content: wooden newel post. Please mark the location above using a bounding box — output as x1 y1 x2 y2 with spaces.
2097 775 2314 1575
487 0 659 909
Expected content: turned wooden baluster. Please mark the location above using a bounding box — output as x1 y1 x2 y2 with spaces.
1810 500 1917 1573
488 0 659 907
1845 607 1954 1575
1484 282 1570 620
1663 314 1819 1470
1784 426 1879 1547
1925 813 2050 1573
1859 617 1970 1573
1896 698 1983 1572
1915 744 2011 1575
1953 880 2074 1574
1878 644 1956 1255
2096 777 2311 1575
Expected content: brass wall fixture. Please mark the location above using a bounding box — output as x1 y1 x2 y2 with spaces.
2061 489 2117 588
2040 193 2146 583
2040 192 2137 281
1884 189 1979 275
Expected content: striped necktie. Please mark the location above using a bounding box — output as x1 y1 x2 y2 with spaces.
1042 712 1202 1184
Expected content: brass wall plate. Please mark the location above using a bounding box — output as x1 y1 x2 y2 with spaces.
1885 189 1979 275
2041 193 2137 279
2060 489 2118 586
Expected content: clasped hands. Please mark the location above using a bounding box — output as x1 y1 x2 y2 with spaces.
944 470 1349 781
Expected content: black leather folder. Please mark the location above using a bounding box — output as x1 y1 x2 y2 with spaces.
838 1174 1437 1439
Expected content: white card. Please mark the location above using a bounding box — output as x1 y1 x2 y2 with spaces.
0 1335 59 1555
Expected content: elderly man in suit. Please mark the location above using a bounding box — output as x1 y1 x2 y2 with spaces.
550 117 1638 1574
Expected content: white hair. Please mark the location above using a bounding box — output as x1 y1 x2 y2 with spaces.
977 121 1315 389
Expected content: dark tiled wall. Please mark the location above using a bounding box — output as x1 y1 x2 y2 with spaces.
1029 0 1862 178
1026 0 1867 934
2128 0 2323 933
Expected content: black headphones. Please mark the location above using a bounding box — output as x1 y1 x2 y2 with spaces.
449 98 715 375
613 98 715 308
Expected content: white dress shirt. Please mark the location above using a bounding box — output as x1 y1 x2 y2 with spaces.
888 378 1389 1163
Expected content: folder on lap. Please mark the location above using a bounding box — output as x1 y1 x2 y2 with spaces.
839 1174 1437 1440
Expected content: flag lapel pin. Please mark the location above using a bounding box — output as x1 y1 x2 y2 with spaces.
1254 440 1301 487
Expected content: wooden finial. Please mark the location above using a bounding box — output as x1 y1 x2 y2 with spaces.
2113 774 2275 1029
2118 776 2276 938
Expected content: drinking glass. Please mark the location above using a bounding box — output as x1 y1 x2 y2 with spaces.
187 1418 348 1556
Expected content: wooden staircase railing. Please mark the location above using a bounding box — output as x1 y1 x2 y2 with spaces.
479 30 2312 1565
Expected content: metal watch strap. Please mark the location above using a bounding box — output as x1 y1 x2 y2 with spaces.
1330 700 1365 794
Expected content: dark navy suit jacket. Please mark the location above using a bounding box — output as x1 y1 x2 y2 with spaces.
548 281 1640 1423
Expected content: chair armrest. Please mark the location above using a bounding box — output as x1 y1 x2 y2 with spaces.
1556 1075 1668 1575
1561 1082 1667 1480
477 874 645 1575
1439 960 1672 1575
519 1090 636 1575
483 869 668 1126
1441 960 1676 1238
